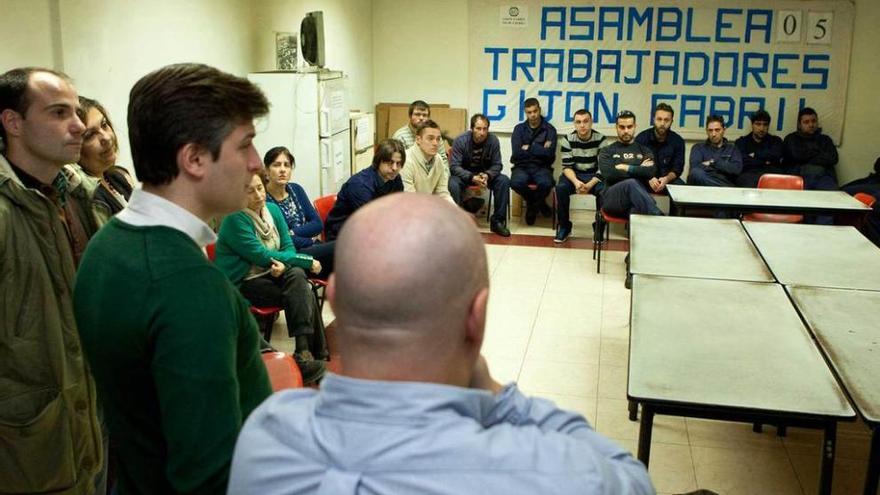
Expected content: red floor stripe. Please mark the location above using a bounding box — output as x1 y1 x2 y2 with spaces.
480 232 629 251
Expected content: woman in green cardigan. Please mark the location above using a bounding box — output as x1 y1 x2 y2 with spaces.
216 172 328 369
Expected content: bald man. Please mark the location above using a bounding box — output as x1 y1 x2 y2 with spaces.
228 194 654 494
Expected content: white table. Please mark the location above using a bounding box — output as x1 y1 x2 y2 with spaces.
629 215 773 282
744 222 880 291
667 185 870 219
629 275 855 495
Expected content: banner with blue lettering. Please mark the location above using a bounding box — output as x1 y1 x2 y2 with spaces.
469 1 854 143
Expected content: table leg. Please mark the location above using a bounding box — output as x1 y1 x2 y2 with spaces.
819 421 837 495
864 427 880 495
637 404 655 467
628 400 638 421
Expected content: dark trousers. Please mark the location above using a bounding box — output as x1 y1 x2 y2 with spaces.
688 166 735 187
299 241 335 279
555 171 605 228
801 168 839 225
239 267 324 340
448 173 511 223
841 175 880 197
510 164 554 207
602 179 663 217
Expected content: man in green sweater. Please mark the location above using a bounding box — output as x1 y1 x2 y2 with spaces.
73 63 273 494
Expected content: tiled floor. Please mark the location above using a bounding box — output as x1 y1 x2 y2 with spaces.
269 209 874 495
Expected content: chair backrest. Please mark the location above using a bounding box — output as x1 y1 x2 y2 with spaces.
205 243 216 262
854 192 877 208
261 351 303 391
313 194 337 242
757 173 804 191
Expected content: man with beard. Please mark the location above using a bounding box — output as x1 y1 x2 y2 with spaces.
635 102 685 194
687 115 743 187
554 109 606 243
597 110 663 217
734 110 784 188
448 113 511 236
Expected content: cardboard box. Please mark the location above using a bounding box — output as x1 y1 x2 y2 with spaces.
375 102 451 142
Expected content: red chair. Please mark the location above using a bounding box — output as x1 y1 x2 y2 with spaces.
261 351 303 391
855 192 877 208
313 194 337 242
743 174 804 223
206 243 282 342
593 209 628 274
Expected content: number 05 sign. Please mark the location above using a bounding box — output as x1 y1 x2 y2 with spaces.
778 10 833 44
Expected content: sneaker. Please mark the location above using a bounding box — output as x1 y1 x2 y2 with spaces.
490 220 511 237
539 202 553 218
554 225 571 243
463 197 485 214
525 204 538 225
295 358 327 385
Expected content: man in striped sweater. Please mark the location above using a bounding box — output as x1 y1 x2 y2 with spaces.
554 109 606 243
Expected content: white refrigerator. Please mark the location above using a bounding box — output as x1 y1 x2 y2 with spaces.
247 70 351 200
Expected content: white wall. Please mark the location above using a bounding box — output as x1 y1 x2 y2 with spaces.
0 0 58 69
251 0 374 113
838 0 880 183
372 0 469 108
57 0 256 170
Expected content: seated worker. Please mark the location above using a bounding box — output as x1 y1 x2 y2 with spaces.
401 120 454 203
263 146 333 279
841 156 880 197
635 102 685 194
783 107 839 189
216 172 328 382
392 99 448 166
734 110 784 188
510 97 557 225
554 109 606 243
597 110 663 217
227 193 655 494
687 115 743 187
783 107 839 224
448 113 511 237
324 139 405 240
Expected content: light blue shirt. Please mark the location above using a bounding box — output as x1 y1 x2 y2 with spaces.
228 373 654 494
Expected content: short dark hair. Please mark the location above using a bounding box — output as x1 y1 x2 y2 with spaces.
615 110 636 124
127 63 269 186
372 139 406 170
706 114 725 127
263 146 295 168
0 67 72 143
573 109 592 119
653 102 675 118
798 107 818 121
78 96 119 154
256 168 270 187
408 100 430 117
523 97 540 109
470 113 489 129
415 119 440 136
749 109 771 124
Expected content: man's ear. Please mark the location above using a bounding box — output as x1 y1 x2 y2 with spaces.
176 143 209 180
465 286 489 350
0 109 23 139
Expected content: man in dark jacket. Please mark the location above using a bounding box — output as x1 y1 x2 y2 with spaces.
325 139 405 240
597 110 663 217
734 110 784 188
783 107 839 191
635 102 685 194
449 113 510 236
510 98 557 225
687 115 743 187
784 107 839 224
